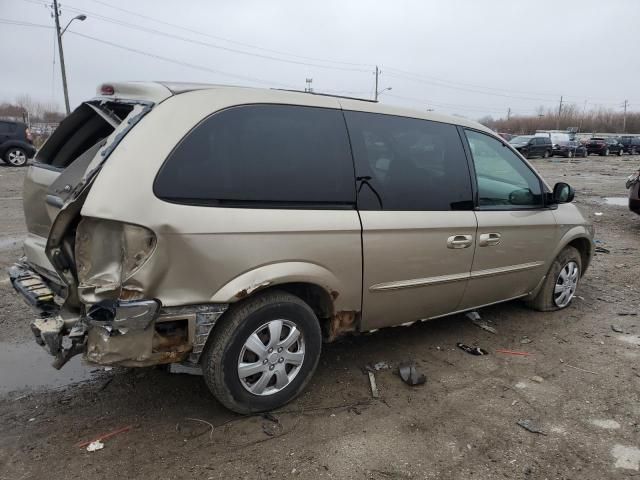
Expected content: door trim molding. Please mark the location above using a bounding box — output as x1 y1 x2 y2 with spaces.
369 261 544 292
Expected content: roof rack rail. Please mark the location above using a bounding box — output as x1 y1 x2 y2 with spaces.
272 88 377 103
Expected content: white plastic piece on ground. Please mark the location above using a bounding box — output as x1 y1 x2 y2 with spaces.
611 445 640 470
86 440 104 452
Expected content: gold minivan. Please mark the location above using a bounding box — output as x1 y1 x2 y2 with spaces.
10 82 594 413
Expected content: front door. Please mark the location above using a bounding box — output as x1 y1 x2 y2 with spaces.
458 129 559 309
342 109 477 330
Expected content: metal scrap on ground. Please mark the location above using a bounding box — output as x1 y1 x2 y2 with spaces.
398 362 426 386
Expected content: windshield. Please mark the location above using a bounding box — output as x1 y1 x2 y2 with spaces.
509 136 533 144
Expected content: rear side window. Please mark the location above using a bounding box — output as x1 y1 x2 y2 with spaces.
344 111 473 211
154 104 355 207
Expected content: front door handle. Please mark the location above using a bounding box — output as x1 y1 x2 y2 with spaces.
447 234 473 249
479 232 501 247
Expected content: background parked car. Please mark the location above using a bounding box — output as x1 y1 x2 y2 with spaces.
0 120 36 166
586 137 624 156
626 169 640 215
552 140 587 158
508 135 552 158
619 136 640 155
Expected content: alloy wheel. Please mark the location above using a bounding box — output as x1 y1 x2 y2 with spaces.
6 148 27 166
554 261 579 308
237 319 305 396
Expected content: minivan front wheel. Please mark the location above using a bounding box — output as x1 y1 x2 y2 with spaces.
525 246 582 312
201 290 322 414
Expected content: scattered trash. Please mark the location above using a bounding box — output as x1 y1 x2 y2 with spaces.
76 425 133 448
372 361 389 371
511 400 518 406
466 311 497 334
520 336 533 344
496 349 533 357
618 312 638 316
183 418 215 440
611 325 624 333
457 343 488 356
517 419 547 435
86 440 104 452
565 364 598 375
398 362 426 386
530 375 544 383
28 417 35 422
103 367 113 372
595 246 610 254
368 371 380 399
594 212 603 216
465 311 481 321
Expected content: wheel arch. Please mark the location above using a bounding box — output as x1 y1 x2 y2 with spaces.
553 229 593 276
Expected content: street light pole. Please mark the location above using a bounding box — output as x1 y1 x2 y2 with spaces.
52 0 70 115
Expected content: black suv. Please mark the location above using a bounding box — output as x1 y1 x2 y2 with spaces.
619 136 640 155
0 120 37 166
586 137 624 156
508 135 553 158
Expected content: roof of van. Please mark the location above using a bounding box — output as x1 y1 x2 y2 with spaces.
94 81 493 134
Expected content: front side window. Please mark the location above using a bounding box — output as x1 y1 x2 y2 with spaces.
344 111 473 211
154 104 355 207
465 130 543 209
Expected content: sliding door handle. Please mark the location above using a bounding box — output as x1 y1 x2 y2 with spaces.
447 234 473 249
479 232 501 246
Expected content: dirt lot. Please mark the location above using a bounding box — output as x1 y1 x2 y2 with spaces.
1 156 639 480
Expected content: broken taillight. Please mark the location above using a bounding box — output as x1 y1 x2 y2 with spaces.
75 218 157 301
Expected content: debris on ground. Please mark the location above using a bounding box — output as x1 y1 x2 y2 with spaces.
517 419 547 435
595 246 610 254
520 336 533 344
457 343 488 356
398 362 426 386
611 325 624 333
466 311 497 334
564 364 599 375
496 349 534 356
86 440 104 452
372 361 389 371
76 425 132 449
368 371 380 398
530 375 544 383
617 312 638 316
594 212 603 216
261 414 281 437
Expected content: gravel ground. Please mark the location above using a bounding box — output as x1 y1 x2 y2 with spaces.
0 156 639 480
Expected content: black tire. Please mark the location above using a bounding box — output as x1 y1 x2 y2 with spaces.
566 150 574 158
3 147 28 167
543 150 550 159
631 148 637 155
201 290 322 414
602 148 609 157
581 150 587 158
618 148 623 156
524 246 582 312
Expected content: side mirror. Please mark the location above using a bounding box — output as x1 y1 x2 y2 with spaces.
553 182 575 203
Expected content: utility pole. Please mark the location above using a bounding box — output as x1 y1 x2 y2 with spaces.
52 0 70 115
623 99 628 133
507 107 511 121
374 66 379 101
304 78 313 93
556 95 563 130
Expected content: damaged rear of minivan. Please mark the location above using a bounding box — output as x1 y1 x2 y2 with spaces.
10 82 220 370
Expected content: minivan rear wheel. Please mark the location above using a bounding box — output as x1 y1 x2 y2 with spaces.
201 290 322 414
525 246 582 312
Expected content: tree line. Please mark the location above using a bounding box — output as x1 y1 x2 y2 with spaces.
478 104 638 135
0 95 65 124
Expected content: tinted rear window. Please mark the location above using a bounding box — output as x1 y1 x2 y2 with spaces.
154 104 356 207
344 111 473 211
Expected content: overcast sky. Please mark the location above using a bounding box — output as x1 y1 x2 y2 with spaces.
1 0 639 119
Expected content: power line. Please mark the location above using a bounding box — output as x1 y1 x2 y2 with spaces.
22 0 372 73
66 30 298 89
0 18 52 28
85 0 374 69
